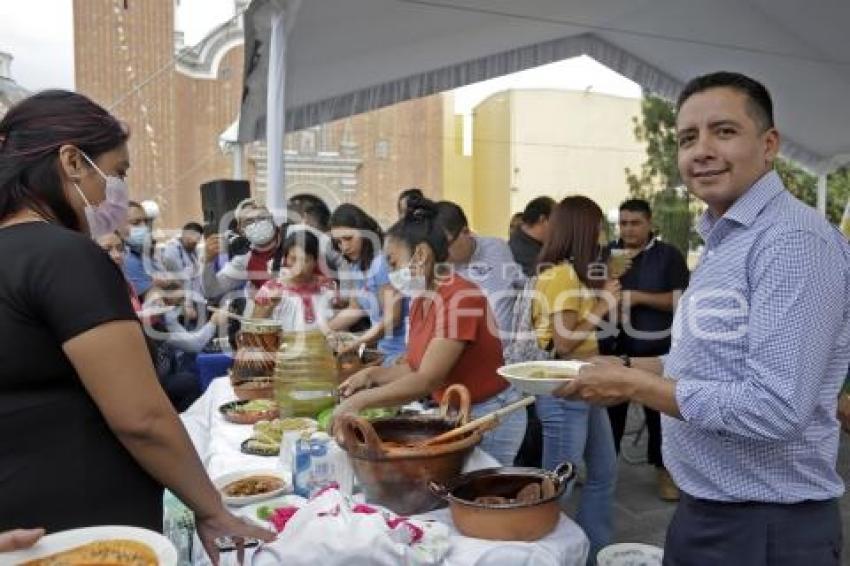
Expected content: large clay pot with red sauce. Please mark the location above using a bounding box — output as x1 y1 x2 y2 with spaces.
337 384 479 515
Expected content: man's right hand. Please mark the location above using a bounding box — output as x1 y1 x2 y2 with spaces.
204 235 223 262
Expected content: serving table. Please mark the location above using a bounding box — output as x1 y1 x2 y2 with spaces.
174 377 589 565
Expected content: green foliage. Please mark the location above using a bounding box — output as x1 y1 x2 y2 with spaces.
776 160 850 226
625 96 695 255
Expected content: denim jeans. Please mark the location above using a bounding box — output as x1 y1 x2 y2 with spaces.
536 395 617 565
471 386 527 467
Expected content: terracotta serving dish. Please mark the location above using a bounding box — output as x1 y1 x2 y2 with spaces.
337 384 479 515
429 462 576 541
219 400 280 425
232 378 275 401
336 349 385 383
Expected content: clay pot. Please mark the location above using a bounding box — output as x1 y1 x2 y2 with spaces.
233 378 275 401
337 384 478 515
429 462 576 541
238 320 283 351
336 349 385 383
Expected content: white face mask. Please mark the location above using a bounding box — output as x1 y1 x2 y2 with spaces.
388 263 428 297
73 152 129 239
244 219 276 247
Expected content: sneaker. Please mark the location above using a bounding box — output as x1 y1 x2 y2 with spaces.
657 468 680 501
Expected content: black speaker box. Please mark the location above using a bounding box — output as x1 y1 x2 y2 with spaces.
200 179 251 232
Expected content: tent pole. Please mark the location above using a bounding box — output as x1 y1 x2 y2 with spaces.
265 6 288 223
232 143 244 180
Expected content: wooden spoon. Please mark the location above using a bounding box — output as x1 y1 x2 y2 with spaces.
416 396 535 448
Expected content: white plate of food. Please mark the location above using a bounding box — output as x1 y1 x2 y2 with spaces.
497 360 588 396
213 469 290 507
3 525 177 565
596 542 663 566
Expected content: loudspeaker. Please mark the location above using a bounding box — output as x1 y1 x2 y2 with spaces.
200 179 251 232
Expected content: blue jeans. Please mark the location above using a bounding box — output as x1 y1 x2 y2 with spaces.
471 386 527 467
536 396 617 565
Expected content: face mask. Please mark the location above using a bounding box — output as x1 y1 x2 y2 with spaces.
127 225 151 249
73 152 129 239
245 219 276 247
388 263 428 297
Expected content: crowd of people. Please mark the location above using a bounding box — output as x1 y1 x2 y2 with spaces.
1 70 849 566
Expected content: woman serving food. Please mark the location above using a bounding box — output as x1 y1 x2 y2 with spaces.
331 198 526 466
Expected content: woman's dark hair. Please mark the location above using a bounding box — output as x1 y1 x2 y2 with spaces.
387 196 449 263
329 203 383 271
0 90 129 230
281 228 321 263
538 196 604 289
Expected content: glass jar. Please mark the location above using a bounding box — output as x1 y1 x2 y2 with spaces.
274 330 338 417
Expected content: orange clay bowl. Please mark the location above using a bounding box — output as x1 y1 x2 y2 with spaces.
232 378 275 401
218 400 280 425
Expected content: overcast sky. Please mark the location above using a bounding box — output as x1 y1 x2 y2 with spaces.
0 0 640 110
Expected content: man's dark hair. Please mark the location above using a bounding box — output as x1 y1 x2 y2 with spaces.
619 198 652 218
434 200 469 240
288 194 331 231
521 196 555 225
302 202 331 232
182 221 203 234
128 200 144 211
677 71 774 131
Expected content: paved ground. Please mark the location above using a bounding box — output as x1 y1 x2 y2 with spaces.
562 403 850 555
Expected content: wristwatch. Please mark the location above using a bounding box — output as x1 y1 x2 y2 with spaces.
619 354 631 368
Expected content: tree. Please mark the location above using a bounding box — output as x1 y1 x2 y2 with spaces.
776 160 850 226
625 96 696 256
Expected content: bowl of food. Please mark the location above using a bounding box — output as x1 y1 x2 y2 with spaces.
213 470 289 506
233 377 275 401
429 462 576 541
219 399 279 425
241 417 318 457
496 360 588 396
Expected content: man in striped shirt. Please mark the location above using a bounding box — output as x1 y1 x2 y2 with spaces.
558 72 849 565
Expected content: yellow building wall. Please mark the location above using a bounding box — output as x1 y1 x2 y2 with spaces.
471 89 647 236
441 92 474 221
471 92 512 237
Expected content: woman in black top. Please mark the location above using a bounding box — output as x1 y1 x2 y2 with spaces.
0 91 273 561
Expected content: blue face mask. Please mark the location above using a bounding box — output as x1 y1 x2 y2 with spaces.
127 225 150 249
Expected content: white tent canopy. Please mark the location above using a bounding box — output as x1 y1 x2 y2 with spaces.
238 0 850 208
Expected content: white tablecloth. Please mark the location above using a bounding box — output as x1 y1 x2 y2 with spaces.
181 377 589 566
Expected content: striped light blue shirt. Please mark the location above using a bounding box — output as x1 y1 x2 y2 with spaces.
663 170 850 503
